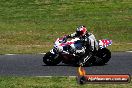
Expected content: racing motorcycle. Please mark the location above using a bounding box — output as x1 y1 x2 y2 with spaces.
43 36 112 66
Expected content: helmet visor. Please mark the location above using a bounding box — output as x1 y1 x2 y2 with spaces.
76 31 84 36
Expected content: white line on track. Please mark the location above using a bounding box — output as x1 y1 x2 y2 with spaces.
2 53 46 56
38 53 46 54
126 51 132 52
5 54 16 55
3 51 132 56
36 76 76 78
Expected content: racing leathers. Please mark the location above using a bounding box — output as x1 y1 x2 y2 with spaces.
66 32 98 52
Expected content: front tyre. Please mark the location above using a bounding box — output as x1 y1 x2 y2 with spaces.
43 52 61 66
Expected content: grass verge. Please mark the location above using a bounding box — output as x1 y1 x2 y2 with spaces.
0 0 131 54
0 76 131 88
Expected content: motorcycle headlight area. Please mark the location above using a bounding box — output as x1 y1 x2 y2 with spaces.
55 46 63 52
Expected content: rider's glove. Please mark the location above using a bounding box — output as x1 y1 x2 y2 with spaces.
62 36 67 43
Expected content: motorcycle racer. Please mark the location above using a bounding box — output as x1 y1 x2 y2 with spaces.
43 26 112 66
65 25 98 53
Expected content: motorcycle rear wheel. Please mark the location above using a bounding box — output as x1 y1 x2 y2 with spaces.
43 52 61 66
93 48 111 65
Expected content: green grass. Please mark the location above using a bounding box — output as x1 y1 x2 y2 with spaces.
0 0 132 54
0 76 131 88
0 1 131 87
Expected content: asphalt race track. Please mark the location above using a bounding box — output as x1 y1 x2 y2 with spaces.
0 52 132 76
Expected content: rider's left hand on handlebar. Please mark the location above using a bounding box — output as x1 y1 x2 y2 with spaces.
62 37 67 43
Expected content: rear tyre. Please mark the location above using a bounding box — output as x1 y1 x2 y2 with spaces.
93 48 111 65
43 52 61 66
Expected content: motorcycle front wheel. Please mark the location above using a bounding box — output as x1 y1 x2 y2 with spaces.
43 52 62 66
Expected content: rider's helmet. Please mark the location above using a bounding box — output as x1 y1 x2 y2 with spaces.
76 26 87 36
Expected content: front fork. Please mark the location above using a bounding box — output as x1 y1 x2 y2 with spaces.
50 49 56 54
50 49 59 59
